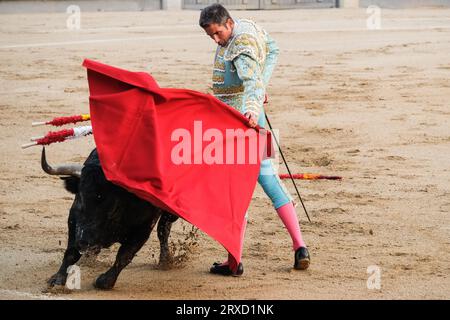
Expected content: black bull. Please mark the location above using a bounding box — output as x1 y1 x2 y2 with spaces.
42 148 179 290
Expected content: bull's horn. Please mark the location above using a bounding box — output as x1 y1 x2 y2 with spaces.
41 147 83 177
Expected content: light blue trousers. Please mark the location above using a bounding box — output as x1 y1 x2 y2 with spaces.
256 109 293 209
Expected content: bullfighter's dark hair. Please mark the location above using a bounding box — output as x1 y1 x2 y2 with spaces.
199 3 232 29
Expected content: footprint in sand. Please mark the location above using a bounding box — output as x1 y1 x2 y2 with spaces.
312 155 332 167
383 155 406 161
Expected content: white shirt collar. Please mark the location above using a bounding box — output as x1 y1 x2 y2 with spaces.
231 19 239 38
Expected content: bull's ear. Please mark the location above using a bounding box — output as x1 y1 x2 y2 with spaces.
60 176 80 194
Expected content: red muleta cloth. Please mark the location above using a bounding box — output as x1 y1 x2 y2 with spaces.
83 59 272 265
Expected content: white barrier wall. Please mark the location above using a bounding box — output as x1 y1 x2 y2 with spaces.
163 0 182 10
359 0 450 7
0 0 164 13
1 0 450 13
337 0 360 8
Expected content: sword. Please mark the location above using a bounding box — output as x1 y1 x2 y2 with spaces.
264 113 311 223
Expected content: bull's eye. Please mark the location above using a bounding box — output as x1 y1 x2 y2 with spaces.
96 194 103 201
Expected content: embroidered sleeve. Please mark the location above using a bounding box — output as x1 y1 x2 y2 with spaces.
233 54 265 120
262 33 279 87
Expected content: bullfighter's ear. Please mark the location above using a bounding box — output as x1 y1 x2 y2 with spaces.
60 176 80 194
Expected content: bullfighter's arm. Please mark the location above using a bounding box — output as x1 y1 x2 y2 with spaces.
233 54 265 122
262 33 279 87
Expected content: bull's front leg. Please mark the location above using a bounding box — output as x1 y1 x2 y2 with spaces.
47 214 81 288
94 227 151 290
157 212 178 268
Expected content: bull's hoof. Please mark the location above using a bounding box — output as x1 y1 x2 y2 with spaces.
47 273 67 287
94 273 116 290
158 254 174 270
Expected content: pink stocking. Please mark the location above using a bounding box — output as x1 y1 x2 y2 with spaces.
276 202 306 250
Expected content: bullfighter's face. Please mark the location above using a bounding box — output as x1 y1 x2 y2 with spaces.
204 18 234 47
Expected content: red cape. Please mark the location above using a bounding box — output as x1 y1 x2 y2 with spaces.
83 59 271 264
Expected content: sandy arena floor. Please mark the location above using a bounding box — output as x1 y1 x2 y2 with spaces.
0 8 449 299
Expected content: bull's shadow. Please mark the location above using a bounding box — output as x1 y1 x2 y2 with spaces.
42 147 178 290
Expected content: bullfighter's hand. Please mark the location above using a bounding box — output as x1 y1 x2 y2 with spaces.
244 112 258 128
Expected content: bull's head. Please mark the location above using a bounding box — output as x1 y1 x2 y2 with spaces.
41 147 125 252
